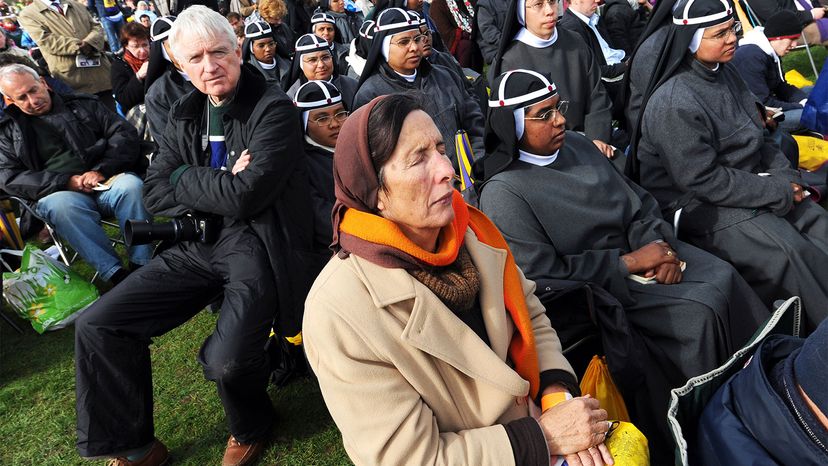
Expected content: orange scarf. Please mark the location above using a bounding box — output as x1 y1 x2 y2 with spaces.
123 49 146 74
339 190 541 398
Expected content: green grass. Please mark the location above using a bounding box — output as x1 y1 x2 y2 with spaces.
0 238 350 465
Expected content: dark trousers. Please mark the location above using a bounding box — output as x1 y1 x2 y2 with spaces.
75 225 277 457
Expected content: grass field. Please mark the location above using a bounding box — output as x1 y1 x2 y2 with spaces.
1 45 825 466
0 243 350 465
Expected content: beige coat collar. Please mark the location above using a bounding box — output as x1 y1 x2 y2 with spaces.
347 229 531 397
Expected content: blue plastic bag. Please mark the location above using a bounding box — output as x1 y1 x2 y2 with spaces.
801 58 828 135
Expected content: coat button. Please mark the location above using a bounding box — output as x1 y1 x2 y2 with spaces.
230 151 235 156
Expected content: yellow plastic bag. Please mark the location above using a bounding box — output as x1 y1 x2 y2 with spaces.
786 70 814 89
605 421 650 466
579 355 630 422
794 135 828 171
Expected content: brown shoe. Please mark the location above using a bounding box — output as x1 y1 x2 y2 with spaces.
222 435 266 466
106 440 170 466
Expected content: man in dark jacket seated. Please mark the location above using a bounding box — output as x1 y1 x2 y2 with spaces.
73 6 320 466
559 0 628 118
0 63 152 285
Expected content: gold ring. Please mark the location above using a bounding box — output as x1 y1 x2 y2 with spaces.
666 250 674 256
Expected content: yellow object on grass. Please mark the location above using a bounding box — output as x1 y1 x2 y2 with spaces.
605 421 650 466
579 355 631 422
786 70 814 89
794 135 828 171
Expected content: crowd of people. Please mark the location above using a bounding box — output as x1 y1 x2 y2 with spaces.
0 0 827 464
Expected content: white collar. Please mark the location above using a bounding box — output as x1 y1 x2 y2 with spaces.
305 134 335 153
257 59 277 70
518 148 559 166
514 26 558 48
41 0 64 9
394 68 417 82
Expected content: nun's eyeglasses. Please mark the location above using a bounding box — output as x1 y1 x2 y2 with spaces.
524 100 569 122
312 110 350 126
303 54 333 66
527 0 558 10
391 34 427 48
703 21 742 41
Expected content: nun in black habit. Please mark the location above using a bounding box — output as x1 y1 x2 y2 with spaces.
353 7 485 167
144 15 196 144
344 19 374 79
292 80 347 251
635 0 828 333
242 21 293 90
491 0 615 158
285 34 359 109
316 0 364 45
476 69 770 463
310 10 350 72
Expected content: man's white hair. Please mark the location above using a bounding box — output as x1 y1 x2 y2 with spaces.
0 64 40 96
168 5 238 60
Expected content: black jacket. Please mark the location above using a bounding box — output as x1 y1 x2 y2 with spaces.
111 54 145 113
732 43 808 111
354 61 486 165
474 0 508 65
0 92 142 201
145 70 197 144
601 0 649 55
559 9 627 80
143 64 324 338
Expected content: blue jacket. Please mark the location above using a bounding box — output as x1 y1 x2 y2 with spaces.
697 335 828 465
732 43 808 111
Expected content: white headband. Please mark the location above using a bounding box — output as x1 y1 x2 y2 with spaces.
689 28 704 52
488 69 558 108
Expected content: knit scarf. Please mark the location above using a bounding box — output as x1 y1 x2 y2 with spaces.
338 190 542 398
123 49 146 74
410 246 480 313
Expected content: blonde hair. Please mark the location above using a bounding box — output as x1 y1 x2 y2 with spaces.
258 0 288 24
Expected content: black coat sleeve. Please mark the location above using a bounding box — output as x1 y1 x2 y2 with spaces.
111 58 145 112
475 0 503 64
0 127 72 200
87 99 142 178
171 100 304 219
602 4 635 54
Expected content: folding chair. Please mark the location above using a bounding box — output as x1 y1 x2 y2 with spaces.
1 194 125 284
0 198 25 333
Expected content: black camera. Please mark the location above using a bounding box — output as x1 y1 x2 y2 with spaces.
125 214 218 246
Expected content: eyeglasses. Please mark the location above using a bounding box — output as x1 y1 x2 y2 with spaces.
523 100 569 122
527 0 558 11
703 21 742 41
391 34 426 48
302 54 333 66
419 28 432 37
313 110 350 126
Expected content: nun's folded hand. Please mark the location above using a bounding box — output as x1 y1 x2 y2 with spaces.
232 149 252 175
592 140 615 159
564 442 614 466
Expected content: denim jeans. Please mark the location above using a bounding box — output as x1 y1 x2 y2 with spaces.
96 11 124 53
34 173 152 280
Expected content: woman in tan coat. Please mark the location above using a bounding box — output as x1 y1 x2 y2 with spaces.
303 93 614 466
